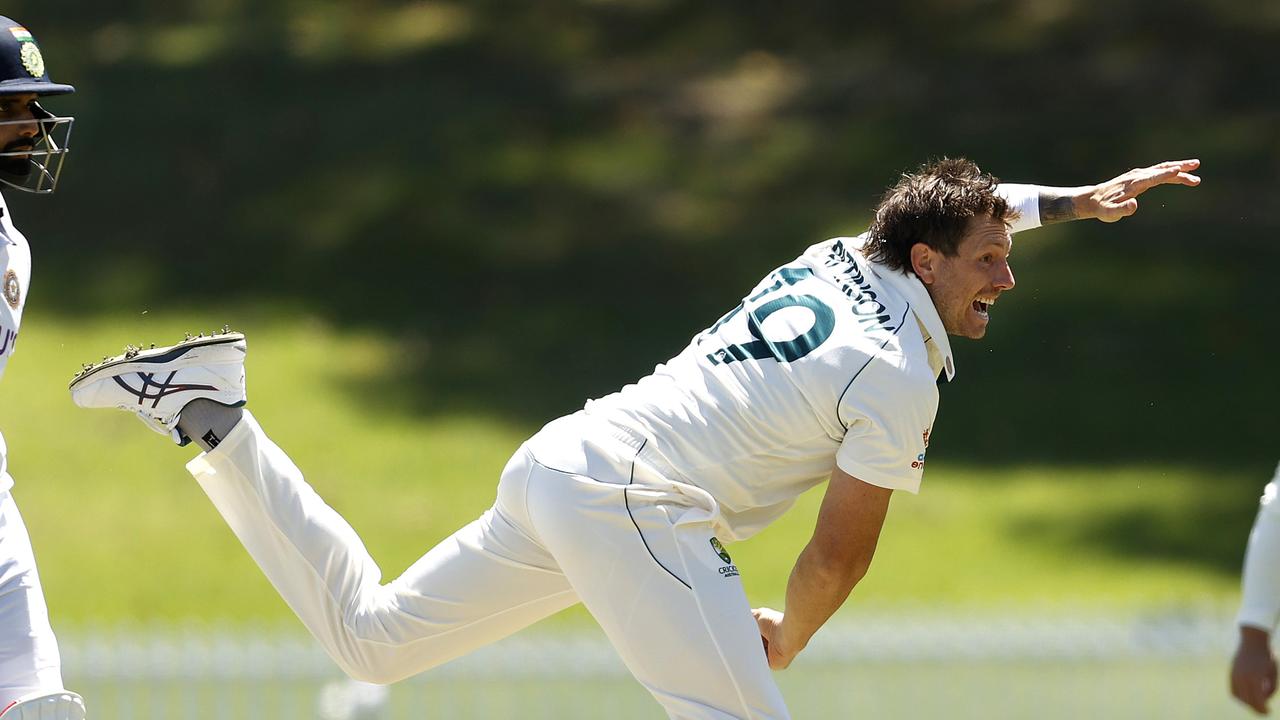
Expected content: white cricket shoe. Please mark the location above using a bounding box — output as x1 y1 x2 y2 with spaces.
70 329 247 444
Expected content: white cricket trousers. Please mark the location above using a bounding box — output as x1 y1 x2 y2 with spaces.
187 411 790 719
0 490 64 707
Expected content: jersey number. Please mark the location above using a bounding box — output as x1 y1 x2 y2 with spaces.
705 267 836 365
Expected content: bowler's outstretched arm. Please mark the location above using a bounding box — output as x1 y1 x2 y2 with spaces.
1030 159 1201 225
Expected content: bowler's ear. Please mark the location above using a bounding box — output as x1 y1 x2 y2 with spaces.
910 243 936 284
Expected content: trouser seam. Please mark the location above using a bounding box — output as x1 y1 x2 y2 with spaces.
623 439 692 590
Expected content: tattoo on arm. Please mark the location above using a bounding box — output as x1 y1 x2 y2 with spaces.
1038 192 1078 225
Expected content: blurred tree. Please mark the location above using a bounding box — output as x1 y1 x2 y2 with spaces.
1 0 1274 470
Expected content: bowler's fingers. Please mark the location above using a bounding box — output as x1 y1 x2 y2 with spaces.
1120 160 1202 197
1091 162 1200 223
1136 161 1201 189
1143 159 1200 179
1154 158 1200 172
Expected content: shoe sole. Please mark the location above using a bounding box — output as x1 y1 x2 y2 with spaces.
69 332 246 391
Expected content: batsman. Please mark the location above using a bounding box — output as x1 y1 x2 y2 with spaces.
0 15 86 720
71 158 1198 719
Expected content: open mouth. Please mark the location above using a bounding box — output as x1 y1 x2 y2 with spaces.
972 297 995 318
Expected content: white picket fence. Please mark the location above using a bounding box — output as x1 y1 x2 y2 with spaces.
60 604 1255 719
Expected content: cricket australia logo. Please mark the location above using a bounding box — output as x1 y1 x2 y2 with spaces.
710 537 739 578
3 269 19 309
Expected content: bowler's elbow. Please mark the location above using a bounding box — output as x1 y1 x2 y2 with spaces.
793 535 877 603
808 468 894 594
809 539 877 590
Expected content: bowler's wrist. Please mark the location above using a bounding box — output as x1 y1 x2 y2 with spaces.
1072 186 1095 220
1036 185 1091 225
775 619 810 659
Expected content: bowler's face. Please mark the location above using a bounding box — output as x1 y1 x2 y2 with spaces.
914 215 1017 339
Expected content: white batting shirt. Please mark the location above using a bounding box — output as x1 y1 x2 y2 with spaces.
584 185 1041 541
0 191 31 494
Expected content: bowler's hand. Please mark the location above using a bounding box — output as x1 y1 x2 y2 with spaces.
1079 159 1201 223
1233 627 1278 715
752 607 800 670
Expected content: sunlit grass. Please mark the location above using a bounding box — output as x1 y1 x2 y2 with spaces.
737 464 1248 613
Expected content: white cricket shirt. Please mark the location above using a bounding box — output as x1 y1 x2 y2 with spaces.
0 191 31 493
584 185 1041 540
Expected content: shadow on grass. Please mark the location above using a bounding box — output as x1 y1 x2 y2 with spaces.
308 224 1275 475
1001 464 1265 578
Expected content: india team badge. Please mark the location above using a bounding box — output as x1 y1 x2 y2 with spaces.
3 269 20 309
19 42 43 78
9 26 43 78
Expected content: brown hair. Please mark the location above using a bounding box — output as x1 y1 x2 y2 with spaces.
863 158 1016 272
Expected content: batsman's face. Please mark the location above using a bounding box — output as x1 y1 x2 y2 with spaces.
913 215 1016 339
0 93 39 171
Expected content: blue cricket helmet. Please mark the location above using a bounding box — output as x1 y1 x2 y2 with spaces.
0 17 74 96
0 17 74 193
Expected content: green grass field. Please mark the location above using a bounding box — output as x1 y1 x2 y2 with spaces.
0 308 1252 626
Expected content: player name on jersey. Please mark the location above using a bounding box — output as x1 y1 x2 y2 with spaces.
823 238 902 332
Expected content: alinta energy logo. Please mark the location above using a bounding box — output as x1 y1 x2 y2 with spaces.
911 427 932 471
710 537 738 578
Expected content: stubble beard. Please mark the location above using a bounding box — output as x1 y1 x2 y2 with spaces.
0 139 35 177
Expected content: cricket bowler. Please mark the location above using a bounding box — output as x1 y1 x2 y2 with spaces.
70 157 1198 719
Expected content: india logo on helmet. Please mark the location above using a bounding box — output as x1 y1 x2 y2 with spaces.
19 42 43 78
